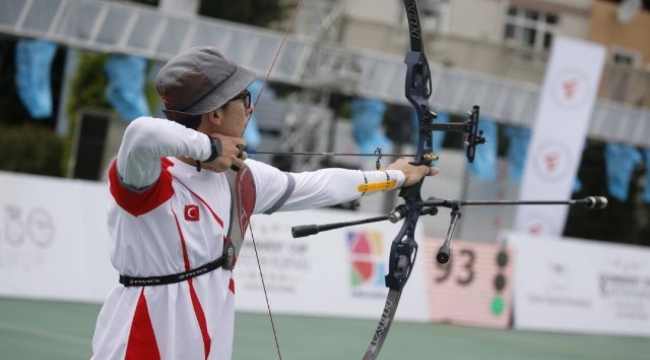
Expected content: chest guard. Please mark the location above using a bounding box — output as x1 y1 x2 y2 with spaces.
222 165 256 270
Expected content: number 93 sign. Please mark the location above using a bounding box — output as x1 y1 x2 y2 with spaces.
423 238 514 328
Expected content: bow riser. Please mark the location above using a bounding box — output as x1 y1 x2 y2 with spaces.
404 51 435 167
385 208 420 291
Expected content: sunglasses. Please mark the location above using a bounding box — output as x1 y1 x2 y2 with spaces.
229 89 251 109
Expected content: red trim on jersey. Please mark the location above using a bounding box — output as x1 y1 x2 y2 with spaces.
172 209 192 272
189 279 211 359
173 211 212 357
188 190 224 228
125 290 161 360
109 158 174 217
229 278 235 294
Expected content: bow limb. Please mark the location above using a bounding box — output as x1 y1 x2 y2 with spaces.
362 289 402 360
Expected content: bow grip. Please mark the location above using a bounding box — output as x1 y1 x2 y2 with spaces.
397 176 424 199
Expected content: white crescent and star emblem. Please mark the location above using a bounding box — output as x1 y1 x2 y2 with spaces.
184 205 200 221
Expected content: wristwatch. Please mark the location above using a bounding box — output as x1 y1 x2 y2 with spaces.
196 134 222 172
204 134 222 162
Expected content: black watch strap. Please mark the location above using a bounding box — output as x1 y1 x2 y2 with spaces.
205 135 222 162
196 135 222 172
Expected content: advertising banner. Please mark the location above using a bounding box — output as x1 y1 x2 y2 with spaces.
514 37 605 236
235 209 429 322
423 238 513 328
0 171 117 303
506 231 650 337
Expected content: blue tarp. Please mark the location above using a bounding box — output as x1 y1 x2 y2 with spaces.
351 98 391 154
245 79 272 150
605 143 643 202
14 39 58 119
104 55 151 121
504 126 531 182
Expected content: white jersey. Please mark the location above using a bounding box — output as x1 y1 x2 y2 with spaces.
91 117 405 360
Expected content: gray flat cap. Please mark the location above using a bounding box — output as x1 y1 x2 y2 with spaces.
156 46 255 120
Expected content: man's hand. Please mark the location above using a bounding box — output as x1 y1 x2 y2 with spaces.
205 133 247 172
386 157 439 187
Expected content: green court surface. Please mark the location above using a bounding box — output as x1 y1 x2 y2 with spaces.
0 297 648 360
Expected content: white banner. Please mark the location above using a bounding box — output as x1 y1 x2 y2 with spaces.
514 37 605 236
505 231 650 337
0 171 117 303
235 209 429 322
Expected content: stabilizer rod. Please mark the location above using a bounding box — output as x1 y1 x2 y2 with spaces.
291 196 608 239
422 196 608 209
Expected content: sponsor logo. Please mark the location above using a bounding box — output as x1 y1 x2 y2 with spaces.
1 205 54 248
348 230 385 288
532 141 573 182
0 205 56 271
550 67 591 111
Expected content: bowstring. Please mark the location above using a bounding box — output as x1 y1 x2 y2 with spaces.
246 1 304 359
245 0 304 130
250 229 283 360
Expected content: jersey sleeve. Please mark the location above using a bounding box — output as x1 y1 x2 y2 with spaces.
116 117 213 189
245 159 406 214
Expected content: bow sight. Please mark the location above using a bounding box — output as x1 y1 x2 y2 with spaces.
425 105 487 162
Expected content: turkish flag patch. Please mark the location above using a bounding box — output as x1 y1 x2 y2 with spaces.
184 205 200 221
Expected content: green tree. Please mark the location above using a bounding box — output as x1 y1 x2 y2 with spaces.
0 125 65 177
65 53 111 121
62 52 111 175
199 0 296 28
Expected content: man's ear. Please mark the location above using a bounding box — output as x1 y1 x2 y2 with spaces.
207 109 223 126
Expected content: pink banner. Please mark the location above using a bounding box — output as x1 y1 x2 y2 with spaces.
424 238 514 328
